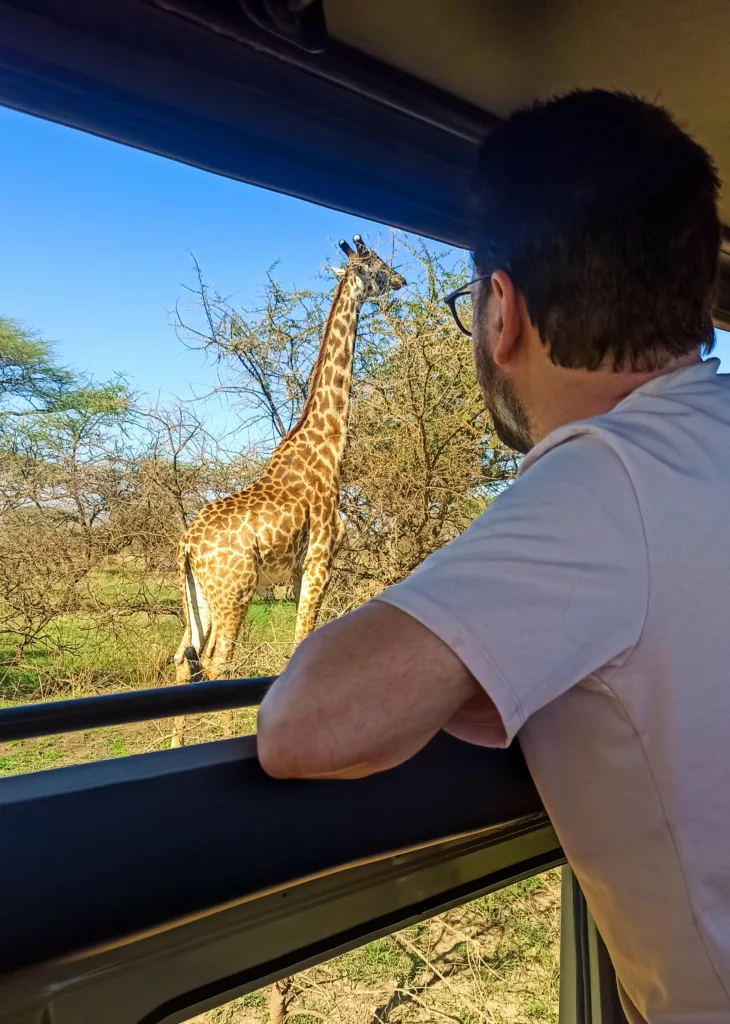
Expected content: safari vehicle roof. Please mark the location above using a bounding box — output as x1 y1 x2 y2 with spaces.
329 0 730 224
0 0 728 325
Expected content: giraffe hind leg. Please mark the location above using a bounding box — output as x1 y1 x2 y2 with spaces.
174 562 211 683
172 563 211 747
172 630 212 748
201 594 253 681
184 646 204 682
202 581 257 738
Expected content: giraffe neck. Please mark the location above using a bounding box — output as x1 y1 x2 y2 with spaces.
277 273 362 467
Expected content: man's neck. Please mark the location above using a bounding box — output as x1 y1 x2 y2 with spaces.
528 350 702 445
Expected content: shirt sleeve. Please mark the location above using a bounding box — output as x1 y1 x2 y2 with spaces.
376 435 648 747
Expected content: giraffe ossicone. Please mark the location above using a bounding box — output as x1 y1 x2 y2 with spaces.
170 236 406 745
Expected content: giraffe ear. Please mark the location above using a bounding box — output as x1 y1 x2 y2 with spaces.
329 266 347 279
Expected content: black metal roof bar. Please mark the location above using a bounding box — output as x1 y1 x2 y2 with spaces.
0 677 275 743
149 0 498 143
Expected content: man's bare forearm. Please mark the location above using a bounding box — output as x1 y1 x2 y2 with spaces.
256 600 483 780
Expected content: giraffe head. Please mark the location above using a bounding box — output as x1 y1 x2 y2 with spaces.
334 236 406 300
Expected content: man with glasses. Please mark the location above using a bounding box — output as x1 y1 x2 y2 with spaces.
258 90 730 1022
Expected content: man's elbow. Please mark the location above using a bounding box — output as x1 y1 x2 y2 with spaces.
257 710 376 780
257 731 358 780
256 703 328 779
256 710 298 779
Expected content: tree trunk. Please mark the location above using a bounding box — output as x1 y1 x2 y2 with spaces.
268 978 292 1024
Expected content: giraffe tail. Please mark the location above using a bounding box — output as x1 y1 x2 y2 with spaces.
182 552 211 681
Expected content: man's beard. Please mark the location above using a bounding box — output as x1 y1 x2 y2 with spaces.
473 339 533 455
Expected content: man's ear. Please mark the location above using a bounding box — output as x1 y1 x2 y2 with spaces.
329 266 347 280
490 271 522 367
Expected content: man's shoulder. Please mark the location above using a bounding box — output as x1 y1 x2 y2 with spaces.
518 425 631 485
485 432 641 550
522 360 730 482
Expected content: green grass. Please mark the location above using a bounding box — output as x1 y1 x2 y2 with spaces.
237 993 266 1008
0 573 297 700
339 935 414 983
0 571 296 777
88 567 180 608
0 736 64 775
0 613 181 699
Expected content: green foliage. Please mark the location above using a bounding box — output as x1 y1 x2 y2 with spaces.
0 316 74 403
0 316 129 425
337 241 517 592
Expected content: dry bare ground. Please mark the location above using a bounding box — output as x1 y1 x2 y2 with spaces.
185 870 561 1024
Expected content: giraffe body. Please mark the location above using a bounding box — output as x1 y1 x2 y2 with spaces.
172 237 404 740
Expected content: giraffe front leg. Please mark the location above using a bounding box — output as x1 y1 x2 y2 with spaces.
292 569 302 609
334 514 347 557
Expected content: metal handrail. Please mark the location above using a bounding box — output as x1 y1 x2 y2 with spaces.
0 677 275 743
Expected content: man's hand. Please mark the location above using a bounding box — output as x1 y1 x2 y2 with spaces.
256 600 483 780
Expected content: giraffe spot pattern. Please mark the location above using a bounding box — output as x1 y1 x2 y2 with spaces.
173 241 404 689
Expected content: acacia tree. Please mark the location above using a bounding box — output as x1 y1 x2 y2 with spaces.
0 317 132 652
0 317 127 423
174 258 330 446
109 403 263 576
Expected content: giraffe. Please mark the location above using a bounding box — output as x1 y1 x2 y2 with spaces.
171 236 405 743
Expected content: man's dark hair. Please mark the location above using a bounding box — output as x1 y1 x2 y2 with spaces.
473 90 721 371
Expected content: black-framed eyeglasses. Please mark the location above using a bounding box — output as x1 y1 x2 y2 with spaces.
442 274 491 337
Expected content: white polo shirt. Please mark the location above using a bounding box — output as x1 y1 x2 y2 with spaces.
379 358 730 1023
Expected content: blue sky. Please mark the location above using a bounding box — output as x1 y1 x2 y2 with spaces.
0 105 392 419
2 102 728 423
